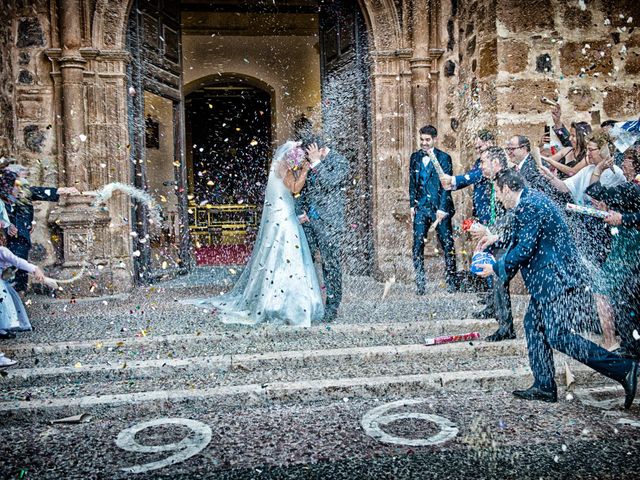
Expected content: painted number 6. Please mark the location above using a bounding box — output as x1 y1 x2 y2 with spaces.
361 399 458 446
116 418 212 473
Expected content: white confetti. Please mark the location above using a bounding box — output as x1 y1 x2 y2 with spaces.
79 134 87 142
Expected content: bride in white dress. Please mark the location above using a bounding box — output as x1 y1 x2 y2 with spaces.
190 141 324 327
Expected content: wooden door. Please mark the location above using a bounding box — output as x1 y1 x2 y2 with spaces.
319 0 373 275
126 0 191 282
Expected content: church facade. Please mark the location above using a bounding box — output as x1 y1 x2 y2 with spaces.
1 0 639 293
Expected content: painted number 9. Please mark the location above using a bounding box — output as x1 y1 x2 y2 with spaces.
361 399 458 446
116 418 212 473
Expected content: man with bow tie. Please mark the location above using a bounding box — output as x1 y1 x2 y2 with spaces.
409 125 458 295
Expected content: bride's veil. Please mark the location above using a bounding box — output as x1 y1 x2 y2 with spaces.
216 140 299 300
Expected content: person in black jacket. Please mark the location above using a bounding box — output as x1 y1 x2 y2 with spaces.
585 146 640 359
4 164 78 292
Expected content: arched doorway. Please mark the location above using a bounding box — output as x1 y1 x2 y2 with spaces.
118 0 390 281
185 79 272 265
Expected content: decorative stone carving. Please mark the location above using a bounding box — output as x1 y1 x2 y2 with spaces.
18 69 34 84
17 18 45 48
23 124 46 152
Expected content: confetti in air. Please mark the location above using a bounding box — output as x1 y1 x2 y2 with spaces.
52 182 163 285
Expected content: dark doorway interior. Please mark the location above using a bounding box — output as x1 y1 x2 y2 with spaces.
185 84 272 263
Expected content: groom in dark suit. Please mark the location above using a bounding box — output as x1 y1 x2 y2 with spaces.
296 137 349 322
409 125 457 294
478 168 638 409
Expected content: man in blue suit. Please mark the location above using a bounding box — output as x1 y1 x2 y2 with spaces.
440 130 495 225
409 125 457 294
477 168 638 408
440 130 496 316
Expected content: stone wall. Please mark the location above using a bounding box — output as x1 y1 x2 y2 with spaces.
6 0 60 265
0 8 15 156
494 0 640 144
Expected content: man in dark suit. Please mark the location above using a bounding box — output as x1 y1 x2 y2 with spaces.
440 130 496 315
409 125 457 294
296 139 349 322
478 168 638 409
5 164 78 292
505 135 569 205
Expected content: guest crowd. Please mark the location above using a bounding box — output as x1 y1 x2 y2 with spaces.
410 103 640 408
0 159 78 368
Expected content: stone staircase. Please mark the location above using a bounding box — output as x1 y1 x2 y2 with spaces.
1 271 628 422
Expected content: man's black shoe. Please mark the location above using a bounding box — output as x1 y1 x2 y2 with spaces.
485 329 516 342
513 386 557 403
416 289 426 296
621 360 638 410
613 347 640 360
323 312 338 323
0 330 16 340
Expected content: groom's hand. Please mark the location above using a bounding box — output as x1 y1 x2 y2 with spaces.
306 143 322 166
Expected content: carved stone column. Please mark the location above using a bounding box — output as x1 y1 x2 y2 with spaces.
410 0 432 129
370 50 414 280
44 0 131 295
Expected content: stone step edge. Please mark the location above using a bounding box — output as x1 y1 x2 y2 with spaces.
4 341 528 381
0 365 616 413
3 319 500 355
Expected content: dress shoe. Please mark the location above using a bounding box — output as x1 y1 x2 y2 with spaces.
485 329 516 342
612 347 640 360
323 311 338 323
0 330 16 340
0 355 17 368
621 360 639 410
416 289 426 296
513 386 557 403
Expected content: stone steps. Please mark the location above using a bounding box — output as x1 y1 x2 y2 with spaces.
0 332 620 419
1 340 527 389
1 318 502 368
0 363 616 421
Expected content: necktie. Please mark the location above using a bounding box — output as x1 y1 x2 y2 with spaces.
489 183 496 226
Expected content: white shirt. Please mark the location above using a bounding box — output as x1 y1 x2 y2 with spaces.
563 165 626 204
518 155 529 170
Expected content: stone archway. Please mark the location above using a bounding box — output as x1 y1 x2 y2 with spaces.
91 0 403 53
87 0 436 281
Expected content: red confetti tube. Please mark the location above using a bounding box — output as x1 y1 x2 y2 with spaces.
425 332 481 346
